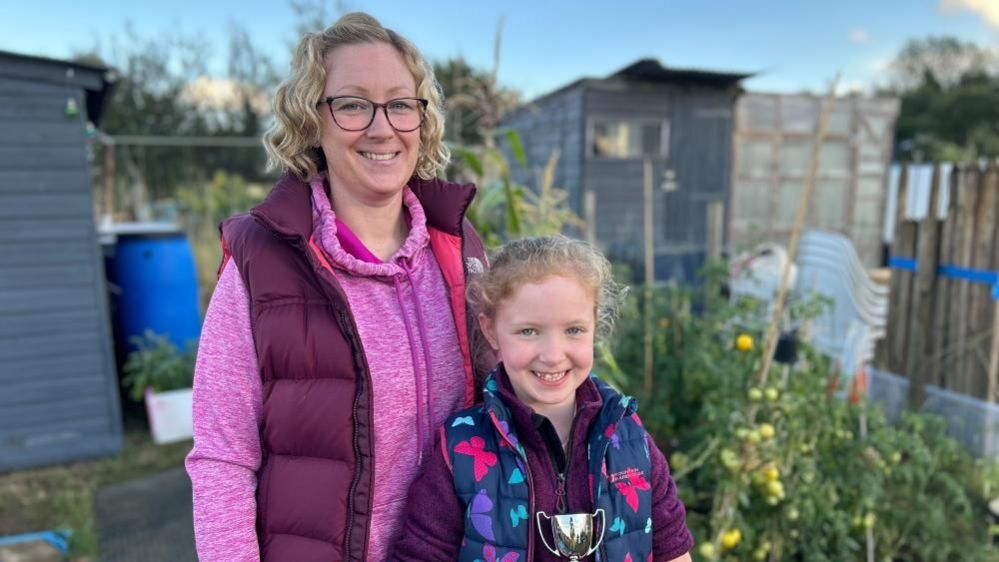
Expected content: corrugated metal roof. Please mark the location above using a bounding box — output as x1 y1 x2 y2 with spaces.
611 58 754 87
525 58 754 105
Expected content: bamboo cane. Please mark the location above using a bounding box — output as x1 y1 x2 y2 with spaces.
754 78 839 387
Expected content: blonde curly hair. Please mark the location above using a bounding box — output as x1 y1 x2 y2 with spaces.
263 12 449 182
468 236 628 342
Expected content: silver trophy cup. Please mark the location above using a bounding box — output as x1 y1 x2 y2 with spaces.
536 508 605 560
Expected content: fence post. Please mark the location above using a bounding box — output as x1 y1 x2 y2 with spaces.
970 164 999 399
907 164 942 408
706 200 725 259
932 168 956 388
948 166 979 394
887 163 914 374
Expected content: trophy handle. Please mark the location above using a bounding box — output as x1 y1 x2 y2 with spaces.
535 511 560 556
584 508 606 557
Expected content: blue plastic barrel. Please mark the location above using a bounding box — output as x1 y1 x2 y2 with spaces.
103 223 202 352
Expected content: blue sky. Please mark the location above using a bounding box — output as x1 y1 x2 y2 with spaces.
3 0 998 99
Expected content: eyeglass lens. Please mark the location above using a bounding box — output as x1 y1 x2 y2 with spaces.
328 97 424 132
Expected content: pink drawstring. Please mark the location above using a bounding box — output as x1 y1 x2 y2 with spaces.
393 274 425 466
400 260 436 458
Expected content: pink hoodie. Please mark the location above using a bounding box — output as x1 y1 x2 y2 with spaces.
186 180 467 562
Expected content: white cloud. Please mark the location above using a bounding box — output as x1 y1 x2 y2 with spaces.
835 79 872 95
940 0 999 31
849 27 871 44
180 77 270 115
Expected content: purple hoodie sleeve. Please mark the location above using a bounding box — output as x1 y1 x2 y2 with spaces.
391 427 464 562
184 260 263 562
648 434 694 559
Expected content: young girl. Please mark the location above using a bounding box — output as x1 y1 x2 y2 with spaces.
392 236 693 562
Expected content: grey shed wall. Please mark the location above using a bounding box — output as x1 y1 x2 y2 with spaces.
0 52 122 472
505 81 737 282
503 84 586 220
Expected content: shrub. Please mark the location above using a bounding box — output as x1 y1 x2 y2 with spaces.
603 262 998 561
121 330 197 401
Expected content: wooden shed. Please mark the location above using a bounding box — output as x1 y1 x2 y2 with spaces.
0 50 122 471
501 59 750 282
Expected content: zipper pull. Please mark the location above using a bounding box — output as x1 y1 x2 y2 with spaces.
555 473 567 513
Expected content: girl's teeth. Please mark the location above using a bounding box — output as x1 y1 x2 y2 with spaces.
533 370 567 382
362 152 395 161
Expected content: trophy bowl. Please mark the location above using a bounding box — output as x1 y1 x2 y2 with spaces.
536 508 605 560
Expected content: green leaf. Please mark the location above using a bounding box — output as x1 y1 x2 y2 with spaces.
505 128 527 168
503 179 523 236
455 146 484 177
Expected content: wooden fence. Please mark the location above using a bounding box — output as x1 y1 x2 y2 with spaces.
878 161 999 404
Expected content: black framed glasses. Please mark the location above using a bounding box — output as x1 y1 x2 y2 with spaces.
317 96 429 132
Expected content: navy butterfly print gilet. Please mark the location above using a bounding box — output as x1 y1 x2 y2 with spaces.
443 372 653 562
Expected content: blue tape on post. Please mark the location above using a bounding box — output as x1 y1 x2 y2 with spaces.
937 265 999 285
888 256 917 271
937 264 999 301
0 530 70 553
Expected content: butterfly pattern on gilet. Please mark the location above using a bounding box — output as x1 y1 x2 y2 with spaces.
443 368 654 562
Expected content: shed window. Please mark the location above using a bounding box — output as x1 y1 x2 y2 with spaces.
590 119 669 159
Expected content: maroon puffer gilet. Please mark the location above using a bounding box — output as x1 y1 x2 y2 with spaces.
221 172 490 561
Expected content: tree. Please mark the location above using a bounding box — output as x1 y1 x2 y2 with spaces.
77 21 279 216
435 56 521 147
885 36 999 161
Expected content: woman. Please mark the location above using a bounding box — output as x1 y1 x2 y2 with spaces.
185 12 491 562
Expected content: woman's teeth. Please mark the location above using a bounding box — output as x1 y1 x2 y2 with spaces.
533 370 568 383
361 151 396 161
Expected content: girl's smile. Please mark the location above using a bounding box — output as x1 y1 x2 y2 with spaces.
480 274 596 419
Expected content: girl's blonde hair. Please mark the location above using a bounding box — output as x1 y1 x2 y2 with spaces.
263 12 449 182
468 236 627 341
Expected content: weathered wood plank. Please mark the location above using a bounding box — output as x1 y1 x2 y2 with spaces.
0 350 105 382
0 119 86 146
933 169 957 388
0 192 92 217
0 262 98 291
0 375 109 407
0 238 98 267
0 218 95 241
0 330 103 362
0 170 94 193
887 163 913 373
907 164 942 407
969 164 999 399
949 165 980 394
0 286 97 314
0 146 88 171
0 394 114 429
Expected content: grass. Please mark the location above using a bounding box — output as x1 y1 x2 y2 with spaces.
0 422 191 560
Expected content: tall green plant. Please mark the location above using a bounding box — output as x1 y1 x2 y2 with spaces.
455 131 584 245
605 265 999 561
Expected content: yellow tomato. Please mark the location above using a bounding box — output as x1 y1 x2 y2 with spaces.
721 528 742 549
763 466 780 482
764 387 780 401
698 542 716 558
863 513 876 529
767 480 785 498
671 452 689 472
736 334 754 351
748 387 763 401
759 423 776 440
